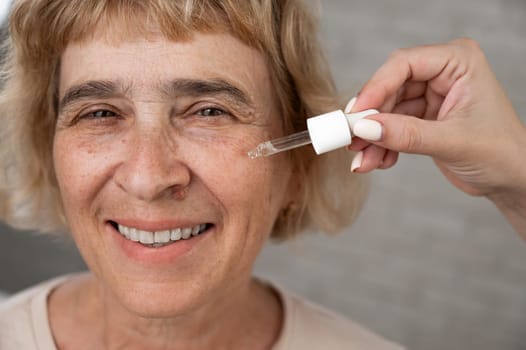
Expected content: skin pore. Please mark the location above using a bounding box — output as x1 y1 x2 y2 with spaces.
49 31 295 349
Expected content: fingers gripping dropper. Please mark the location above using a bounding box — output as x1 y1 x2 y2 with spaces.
248 109 379 158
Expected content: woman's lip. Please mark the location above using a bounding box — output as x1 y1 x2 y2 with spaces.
107 221 213 264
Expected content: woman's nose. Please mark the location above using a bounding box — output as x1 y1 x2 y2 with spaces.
114 128 191 202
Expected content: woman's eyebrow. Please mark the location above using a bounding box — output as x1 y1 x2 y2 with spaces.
58 78 255 113
58 80 125 113
162 78 254 108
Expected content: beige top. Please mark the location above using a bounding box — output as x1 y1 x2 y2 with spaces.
0 274 403 350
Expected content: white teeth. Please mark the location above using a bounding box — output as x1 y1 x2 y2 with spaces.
116 223 207 246
139 230 154 244
182 227 192 239
129 228 139 242
154 230 170 243
171 228 182 241
118 224 130 238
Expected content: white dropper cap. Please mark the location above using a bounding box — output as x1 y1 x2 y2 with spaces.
307 109 379 154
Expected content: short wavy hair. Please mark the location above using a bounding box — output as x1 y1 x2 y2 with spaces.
0 0 368 240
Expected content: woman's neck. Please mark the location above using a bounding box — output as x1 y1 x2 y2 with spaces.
48 274 283 350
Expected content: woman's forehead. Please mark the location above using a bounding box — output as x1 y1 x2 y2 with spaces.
58 33 276 113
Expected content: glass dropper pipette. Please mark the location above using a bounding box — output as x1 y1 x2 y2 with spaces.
247 130 312 158
248 109 379 158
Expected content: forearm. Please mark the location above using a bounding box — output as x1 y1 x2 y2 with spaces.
487 117 526 239
489 186 526 240
493 194 526 240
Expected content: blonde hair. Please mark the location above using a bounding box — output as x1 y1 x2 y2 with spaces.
0 0 368 240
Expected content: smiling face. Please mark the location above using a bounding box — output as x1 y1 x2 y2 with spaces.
53 32 293 316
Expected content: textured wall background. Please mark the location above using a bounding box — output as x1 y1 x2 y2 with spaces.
1 1 526 349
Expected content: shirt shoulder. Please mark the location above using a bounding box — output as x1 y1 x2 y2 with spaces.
0 275 72 350
272 286 404 350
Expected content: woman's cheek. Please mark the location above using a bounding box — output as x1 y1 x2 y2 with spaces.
180 129 287 217
182 126 279 179
53 133 122 205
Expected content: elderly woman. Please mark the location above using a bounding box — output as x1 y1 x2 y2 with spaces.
0 0 391 349
1 0 526 349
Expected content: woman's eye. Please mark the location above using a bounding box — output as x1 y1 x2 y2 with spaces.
197 107 227 117
82 109 117 119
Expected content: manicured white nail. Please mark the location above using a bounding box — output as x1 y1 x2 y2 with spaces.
344 96 357 114
350 151 363 172
352 119 382 141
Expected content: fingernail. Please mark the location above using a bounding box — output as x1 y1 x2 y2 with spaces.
344 96 357 114
350 151 363 172
352 119 383 141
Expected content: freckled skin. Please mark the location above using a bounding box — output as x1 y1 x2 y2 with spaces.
51 32 294 347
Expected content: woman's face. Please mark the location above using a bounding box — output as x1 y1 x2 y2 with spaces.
53 31 293 316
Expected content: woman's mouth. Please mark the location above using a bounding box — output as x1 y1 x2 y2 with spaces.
110 221 212 248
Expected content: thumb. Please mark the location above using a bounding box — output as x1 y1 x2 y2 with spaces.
352 114 452 157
